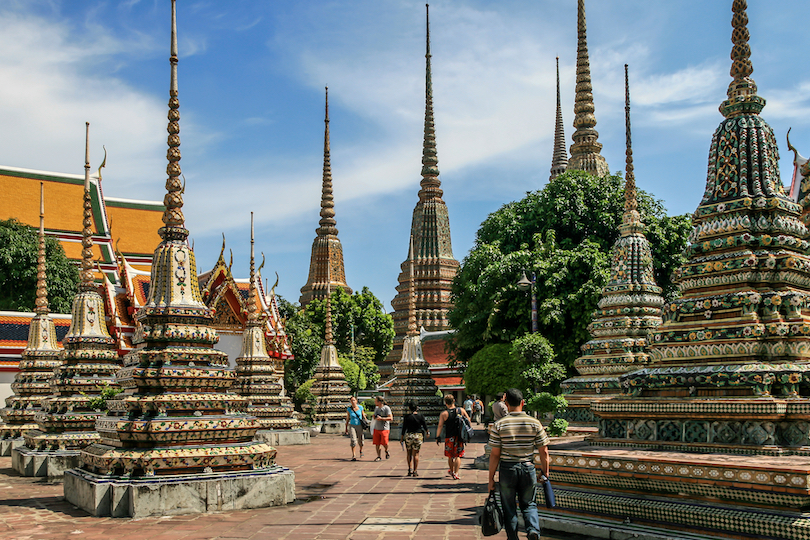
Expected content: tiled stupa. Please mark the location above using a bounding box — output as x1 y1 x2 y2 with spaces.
13 124 121 477
549 57 568 181
299 88 352 308
310 282 352 429
0 183 63 456
388 237 444 429
384 4 459 376
543 5 810 540
560 65 664 426
65 1 292 518
234 214 303 432
566 0 609 176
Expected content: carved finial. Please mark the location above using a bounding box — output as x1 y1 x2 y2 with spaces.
550 56 568 180
325 265 333 345
247 212 258 322
407 235 417 336
720 0 764 117
228 249 233 274
34 182 49 315
97 145 107 182
218 233 226 262
80 122 95 289
419 3 442 203
160 0 187 241
621 64 642 235
316 86 337 237
567 0 608 176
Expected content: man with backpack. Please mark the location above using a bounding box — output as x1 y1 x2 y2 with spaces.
435 394 472 480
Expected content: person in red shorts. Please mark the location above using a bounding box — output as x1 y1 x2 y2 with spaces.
372 395 393 461
435 394 471 480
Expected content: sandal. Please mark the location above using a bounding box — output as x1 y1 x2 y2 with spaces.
385 451 390 459
351 457 357 461
407 469 413 476
412 471 418 477
374 457 381 462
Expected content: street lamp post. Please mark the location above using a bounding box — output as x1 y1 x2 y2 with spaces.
517 270 538 333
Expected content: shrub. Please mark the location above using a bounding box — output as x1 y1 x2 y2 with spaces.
547 418 568 437
526 392 567 414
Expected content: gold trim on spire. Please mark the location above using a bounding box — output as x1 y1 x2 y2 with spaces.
419 3 442 203
80 122 95 290
35 182 49 315
567 0 608 176
407 235 417 336
720 0 765 117
620 64 643 236
317 86 338 237
160 0 187 241
550 56 568 181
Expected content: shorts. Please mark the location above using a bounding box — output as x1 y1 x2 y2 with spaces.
404 432 423 451
444 436 465 458
373 429 390 446
349 424 364 448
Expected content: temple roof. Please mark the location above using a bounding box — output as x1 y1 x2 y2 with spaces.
0 165 164 280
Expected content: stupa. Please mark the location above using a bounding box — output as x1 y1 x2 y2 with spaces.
388 237 444 433
543 4 810 539
559 65 664 427
299 87 352 307
13 123 121 478
310 279 352 433
0 183 63 456
234 213 306 446
384 4 459 376
549 57 569 181
64 1 292 517
566 0 609 176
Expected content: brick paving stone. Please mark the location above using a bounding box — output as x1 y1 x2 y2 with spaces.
0 431 495 539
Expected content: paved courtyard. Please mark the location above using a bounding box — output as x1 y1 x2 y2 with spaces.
0 430 518 540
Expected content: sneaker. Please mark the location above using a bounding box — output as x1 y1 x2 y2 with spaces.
527 530 541 540
374 457 381 462
451 472 460 480
412 471 418 477
407 469 413 476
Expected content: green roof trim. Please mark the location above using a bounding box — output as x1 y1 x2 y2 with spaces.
106 199 164 212
0 167 84 185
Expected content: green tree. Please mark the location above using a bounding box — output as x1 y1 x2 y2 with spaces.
449 170 691 369
338 356 365 394
463 343 520 397
0 218 79 313
279 288 392 395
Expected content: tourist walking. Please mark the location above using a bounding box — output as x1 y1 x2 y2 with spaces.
372 395 393 461
463 396 474 419
473 396 484 424
400 401 429 477
435 394 471 480
487 388 550 540
492 392 508 422
344 396 365 461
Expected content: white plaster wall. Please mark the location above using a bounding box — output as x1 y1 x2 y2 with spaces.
0 372 15 404
215 333 242 369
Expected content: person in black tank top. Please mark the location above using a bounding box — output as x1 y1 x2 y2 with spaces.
400 401 428 477
435 394 471 480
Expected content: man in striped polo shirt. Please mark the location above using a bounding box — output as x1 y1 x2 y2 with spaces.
487 388 550 540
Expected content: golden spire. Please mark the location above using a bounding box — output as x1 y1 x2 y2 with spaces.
80 122 95 290
567 0 608 176
247 212 258 323
550 56 568 180
160 0 187 241
407 235 417 337
621 64 642 236
720 0 765 118
324 268 333 345
317 86 338 237
419 3 442 203
34 182 49 315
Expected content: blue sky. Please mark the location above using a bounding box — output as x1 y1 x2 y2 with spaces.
1 0 809 311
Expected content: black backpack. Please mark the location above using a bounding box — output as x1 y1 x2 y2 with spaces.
451 407 473 443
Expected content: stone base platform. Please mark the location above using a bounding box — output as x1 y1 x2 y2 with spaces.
547 439 810 540
318 421 345 434
12 446 81 477
64 466 295 518
0 438 24 457
254 429 310 446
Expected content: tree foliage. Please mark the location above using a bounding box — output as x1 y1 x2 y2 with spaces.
280 288 392 395
0 218 79 313
449 170 691 369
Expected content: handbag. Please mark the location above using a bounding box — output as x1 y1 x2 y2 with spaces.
540 475 556 508
479 489 503 536
351 407 369 430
